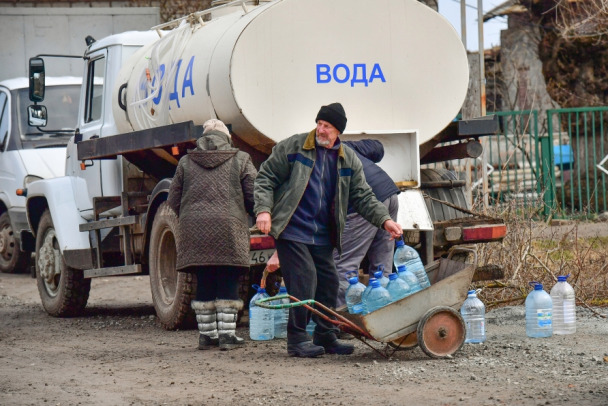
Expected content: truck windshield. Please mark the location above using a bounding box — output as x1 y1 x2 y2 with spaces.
17 85 82 145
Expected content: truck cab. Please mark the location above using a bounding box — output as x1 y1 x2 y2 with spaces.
0 77 81 273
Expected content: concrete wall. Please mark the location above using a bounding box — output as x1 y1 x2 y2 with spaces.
0 7 159 81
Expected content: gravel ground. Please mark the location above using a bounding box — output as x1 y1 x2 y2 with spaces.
1 273 607 406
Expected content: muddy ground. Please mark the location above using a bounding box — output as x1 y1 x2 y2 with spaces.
1 270 607 406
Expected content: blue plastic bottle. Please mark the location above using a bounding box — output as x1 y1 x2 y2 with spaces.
345 273 366 314
394 239 430 289
386 273 411 302
272 285 289 339
525 282 553 338
460 289 486 343
396 265 422 295
363 279 391 313
249 285 274 341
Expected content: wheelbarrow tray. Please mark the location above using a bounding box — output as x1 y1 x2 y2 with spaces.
338 256 474 343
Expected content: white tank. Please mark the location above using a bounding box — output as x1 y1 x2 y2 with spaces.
113 0 468 157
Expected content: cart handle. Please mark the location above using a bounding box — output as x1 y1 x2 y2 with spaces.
254 295 374 339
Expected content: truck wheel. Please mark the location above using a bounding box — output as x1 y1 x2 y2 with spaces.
35 210 91 317
149 202 196 330
0 212 30 273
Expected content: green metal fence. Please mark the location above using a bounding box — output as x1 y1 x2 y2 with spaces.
439 107 608 219
545 106 608 218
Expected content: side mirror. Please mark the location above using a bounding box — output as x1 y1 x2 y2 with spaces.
27 105 47 127
29 57 45 102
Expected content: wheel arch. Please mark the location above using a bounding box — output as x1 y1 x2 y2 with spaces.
26 195 48 239
142 178 172 270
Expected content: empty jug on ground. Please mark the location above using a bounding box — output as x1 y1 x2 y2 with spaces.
550 275 576 335
460 289 486 344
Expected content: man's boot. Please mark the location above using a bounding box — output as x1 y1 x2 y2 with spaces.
191 300 219 350
216 299 245 350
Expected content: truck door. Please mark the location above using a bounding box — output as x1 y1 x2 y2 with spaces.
70 52 106 210
0 88 24 212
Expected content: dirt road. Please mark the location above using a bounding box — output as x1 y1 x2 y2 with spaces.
1 272 607 406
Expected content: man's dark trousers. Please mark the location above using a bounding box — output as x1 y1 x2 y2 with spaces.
275 239 339 344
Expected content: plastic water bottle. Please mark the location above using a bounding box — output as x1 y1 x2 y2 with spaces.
396 265 422 295
386 273 411 302
360 276 377 315
306 319 316 337
363 279 391 313
525 282 553 338
345 273 366 314
272 285 289 339
394 239 430 289
374 266 390 288
460 289 486 343
550 275 576 335
249 285 274 340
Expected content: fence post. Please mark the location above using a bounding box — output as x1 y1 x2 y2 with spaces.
540 135 555 219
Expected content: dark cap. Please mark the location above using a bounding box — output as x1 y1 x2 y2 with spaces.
315 102 347 134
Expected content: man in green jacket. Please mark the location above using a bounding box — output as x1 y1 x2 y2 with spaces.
254 102 402 358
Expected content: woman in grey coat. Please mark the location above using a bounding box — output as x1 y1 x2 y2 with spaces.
167 119 257 350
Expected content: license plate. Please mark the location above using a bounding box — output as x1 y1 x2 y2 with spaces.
249 249 275 265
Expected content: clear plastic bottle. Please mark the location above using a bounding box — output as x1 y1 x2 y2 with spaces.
363 279 391 313
249 285 274 341
360 276 377 315
525 282 553 338
550 275 576 335
396 265 422 295
374 265 390 288
386 272 411 302
460 289 486 343
272 285 289 339
393 239 430 289
306 319 316 337
345 273 366 314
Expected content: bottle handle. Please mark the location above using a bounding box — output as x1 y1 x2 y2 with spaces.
345 270 358 280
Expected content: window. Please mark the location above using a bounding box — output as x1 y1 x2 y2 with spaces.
84 57 105 123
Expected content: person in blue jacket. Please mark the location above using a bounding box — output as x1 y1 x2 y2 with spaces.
334 139 400 308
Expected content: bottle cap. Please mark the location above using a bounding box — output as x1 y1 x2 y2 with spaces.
467 290 476 296
370 279 381 288
534 283 543 290
389 273 399 280
279 286 288 293
557 275 569 282
397 265 406 272
348 276 360 285
373 271 383 279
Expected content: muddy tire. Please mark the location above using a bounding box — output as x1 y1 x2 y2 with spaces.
35 210 90 316
149 202 196 330
0 212 30 273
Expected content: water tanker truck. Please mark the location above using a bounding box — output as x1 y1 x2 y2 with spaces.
24 0 506 329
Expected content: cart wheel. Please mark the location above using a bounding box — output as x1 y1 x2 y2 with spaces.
388 331 418 351
417 306 465 359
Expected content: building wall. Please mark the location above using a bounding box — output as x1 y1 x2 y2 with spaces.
0 4 159 81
